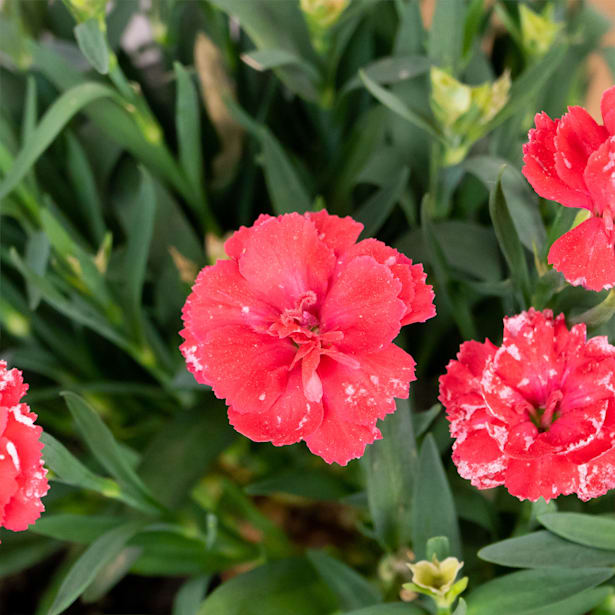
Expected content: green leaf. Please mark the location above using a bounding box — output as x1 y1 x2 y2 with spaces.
61 391 161 513
74 18 109 74
139 403 235 509
307 550 381 611
226 98 312 214
462 0 485 60
454 598 467 615
47 521 145 615
429 0 464 74
411 434 461 561
426 536 450 562
362 398 418 550
241 48 320 82
41 432 150 510
173 576 211 615
464 156 546 252
207 0 319 101
0 533 61 578
344 605 425 615
30 514 128 543
122 168 156 338
342 56 430 94
478 530 615 569
0 82 116 200
488 170 531 303
466 567 614 615
397 220 502 282
196 558 337 615
355 167 409 238
24 230 50 310
81 545 142 603
174 62 205 206
10 248 128 351
22 75 38 145
538 513 615 551
412 404 442 438
65 133 106 244
360 69 443 141
246 469 351 500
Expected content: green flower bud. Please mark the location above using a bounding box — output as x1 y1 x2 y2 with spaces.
430 67 511 166
62 0 108 23
430 67 472 129
519 4 563 58
300 0 349 29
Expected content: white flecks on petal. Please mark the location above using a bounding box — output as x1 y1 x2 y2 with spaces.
506 344 521 361
258 393 266 401
5 440 20 472
10 405 35 427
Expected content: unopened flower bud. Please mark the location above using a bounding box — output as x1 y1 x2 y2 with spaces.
519 4 563 58
300 0 349 29
62 0 108 23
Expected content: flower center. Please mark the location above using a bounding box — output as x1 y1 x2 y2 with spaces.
267 291 359 403
529 389 562 433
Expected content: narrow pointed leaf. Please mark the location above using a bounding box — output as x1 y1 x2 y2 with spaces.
411 434 461 560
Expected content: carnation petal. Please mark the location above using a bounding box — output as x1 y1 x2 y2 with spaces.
554 106 609 194
584 136 615 217
228 369 323 446
319 345 415 426
185 325 295 414
182 259 279 338
237 213 336 311
452 429 507 489
548 217 615 291
338 239 435 326
305 210 363 256
321 256 404 353
522 112 593 209
601 86 615 136
576 446 615 501
224 213 273 261
304 405 382 465
505 455 578 502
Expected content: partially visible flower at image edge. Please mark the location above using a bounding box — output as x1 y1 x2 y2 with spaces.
439 309 615 502
180 211 435 465
0 361 49 531
522 85 615 291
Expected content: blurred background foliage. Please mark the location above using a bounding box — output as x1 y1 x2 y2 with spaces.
1 0 615 614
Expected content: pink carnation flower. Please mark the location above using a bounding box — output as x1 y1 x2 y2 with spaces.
180 211 435 464
0 361 49 531
439 309 615 502
522 86 615 291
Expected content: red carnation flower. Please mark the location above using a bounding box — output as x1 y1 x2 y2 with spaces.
180 211 435 464
439 309 615 502
0 361 49 531
522 86 615 291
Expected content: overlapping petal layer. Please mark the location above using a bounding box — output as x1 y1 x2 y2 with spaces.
181 211 435 464
0 362 49 531
522 86 615 291
439 309 615 502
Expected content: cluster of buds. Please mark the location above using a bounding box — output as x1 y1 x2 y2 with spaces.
430 67 511 165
